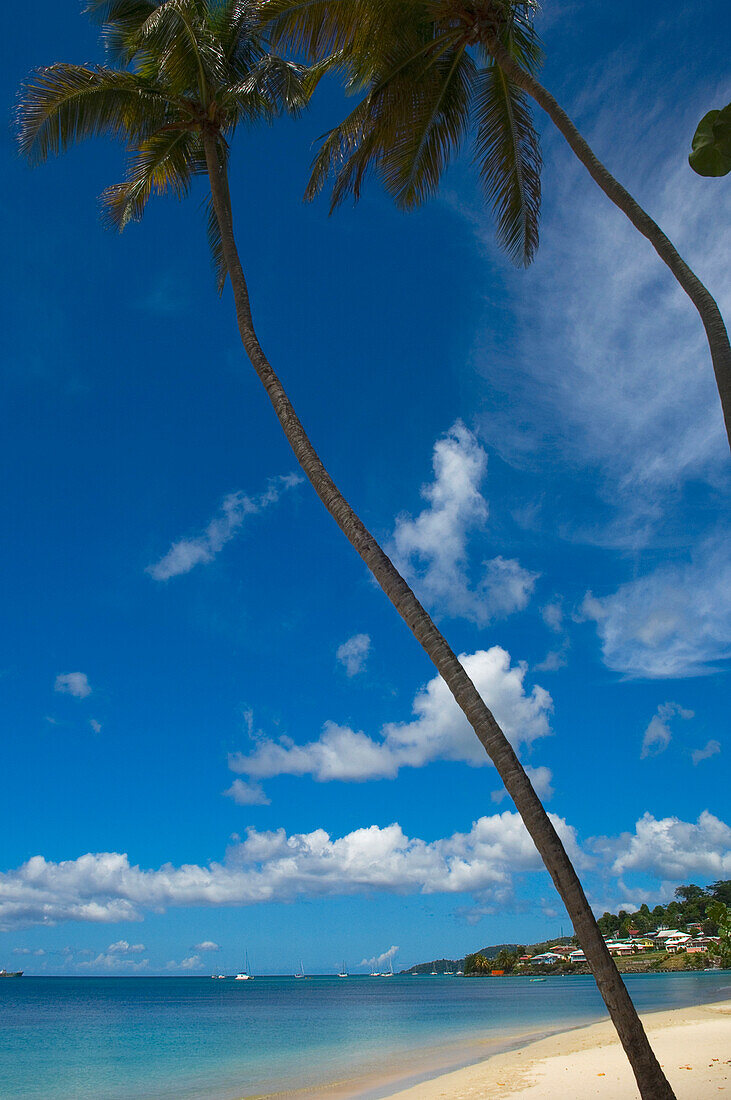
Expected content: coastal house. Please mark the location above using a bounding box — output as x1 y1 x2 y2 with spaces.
569 950 587 964
529 952 562 965
606 942 634 957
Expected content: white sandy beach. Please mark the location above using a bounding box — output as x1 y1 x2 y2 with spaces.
384 999 731 1099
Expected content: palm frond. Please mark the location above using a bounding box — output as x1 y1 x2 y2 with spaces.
100 126 202 229
473 61 541 266
17 64 167 163
84 1 161 63
379 46 475 209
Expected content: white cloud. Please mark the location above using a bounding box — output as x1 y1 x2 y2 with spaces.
107 939 145 954
582 539 731 678
468 78 730 531
89 719 102 734
360 945 398 969
147 474 302 581
594 811 731 880
541 601 564 633
224 779 270 806
173 955 203 971
193 941 220 952
692 740 721 766
54 672 91 699
389 422 537 625
228 647 552 784
640 702 694 759
336 633 371 677
78 952 149 972
0 811 582 930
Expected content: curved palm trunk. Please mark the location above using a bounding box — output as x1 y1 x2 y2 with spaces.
202 128 675 1100
490 41 731 453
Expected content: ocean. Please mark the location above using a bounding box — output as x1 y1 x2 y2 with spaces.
1 971 729 1099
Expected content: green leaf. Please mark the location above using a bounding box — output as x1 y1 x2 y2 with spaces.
689 104 731 177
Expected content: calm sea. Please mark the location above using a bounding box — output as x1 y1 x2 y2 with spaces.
1 971 729 1099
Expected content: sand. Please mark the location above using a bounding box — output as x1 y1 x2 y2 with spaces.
383 999 731 1099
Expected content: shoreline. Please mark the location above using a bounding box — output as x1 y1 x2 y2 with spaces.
379 998 731 1099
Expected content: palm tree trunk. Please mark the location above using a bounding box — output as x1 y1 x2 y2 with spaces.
490 41 731 454
202 127 675 1100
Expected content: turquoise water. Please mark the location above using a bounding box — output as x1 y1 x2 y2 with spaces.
1 972 729 1099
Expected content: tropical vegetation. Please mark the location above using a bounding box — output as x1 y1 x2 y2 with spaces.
689 103 731 177
263 0 731 450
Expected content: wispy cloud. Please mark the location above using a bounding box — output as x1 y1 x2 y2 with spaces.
389 423 537 625
640 702 694 759
228 647 552 785
692 740 721 766
582 539 731 678
458 66 730 544
224 779 270 806
54 672 91 699
336 633 371 677
147 474 302 581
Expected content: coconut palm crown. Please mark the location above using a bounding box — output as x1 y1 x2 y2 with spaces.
264 0 543 266
17 0 309 288
264 0 731 446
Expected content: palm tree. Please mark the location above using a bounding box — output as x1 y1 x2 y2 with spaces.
263 0 731 452
17 3 674 1097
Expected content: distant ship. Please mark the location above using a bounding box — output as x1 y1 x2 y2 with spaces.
0 970 23 978
294 961 305 979
337 961 348 978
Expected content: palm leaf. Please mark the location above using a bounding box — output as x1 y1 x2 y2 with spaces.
100 126 200 229
17 64 167 163
473 61 541 266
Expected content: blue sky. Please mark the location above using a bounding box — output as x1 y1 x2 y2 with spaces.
1 1 729 976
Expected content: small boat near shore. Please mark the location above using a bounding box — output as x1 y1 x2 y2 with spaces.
0 970 23 978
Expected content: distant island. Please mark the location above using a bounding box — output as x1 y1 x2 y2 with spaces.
402 879 731 977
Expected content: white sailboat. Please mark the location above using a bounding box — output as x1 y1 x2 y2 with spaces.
294 960 305 978
235 952 253 980
337 961 348 978
382 959 394 977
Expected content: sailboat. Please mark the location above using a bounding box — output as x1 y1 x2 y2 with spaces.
337 961 348 978
294 961 305 978
235 952 253 980
382 959 394 977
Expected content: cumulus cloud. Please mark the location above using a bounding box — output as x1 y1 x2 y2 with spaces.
107 940 145 954
593 811 731 880
228 647 552 784
640 702 694 759
147 474 302 580
224 779 270 806
336 634 371 677
169 955 203 971
360 945 398 969
54 672 91 699
389 422 537 625
582 540 731 678
89 719 102 734
0 811 582 930
193 941 220 952
692 740 721 766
